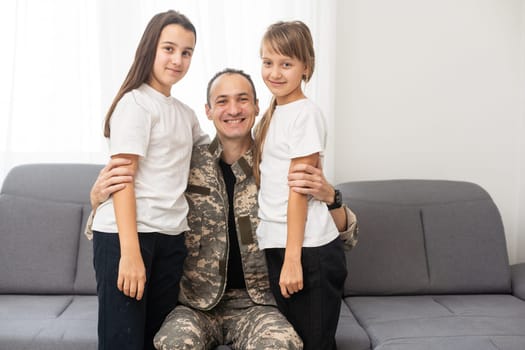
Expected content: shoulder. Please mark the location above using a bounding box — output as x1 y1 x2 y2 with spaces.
298 99 323 118
171 96 198 116
190 144 214 168
111 90 150 124
289 99 325 128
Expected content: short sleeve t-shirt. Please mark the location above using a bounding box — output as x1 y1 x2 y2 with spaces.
93 83 210 235
256 98 339 249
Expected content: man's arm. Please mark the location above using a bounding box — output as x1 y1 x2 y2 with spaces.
83 158 134 240
288 163 359 250
90 158 134 210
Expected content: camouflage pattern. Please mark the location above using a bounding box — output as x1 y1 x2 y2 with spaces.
154 289 302 350
178 137 275 310
340 204 359 251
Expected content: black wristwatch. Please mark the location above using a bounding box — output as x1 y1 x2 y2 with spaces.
327 188 343 210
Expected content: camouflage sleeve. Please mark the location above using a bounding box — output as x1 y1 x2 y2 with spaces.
84 209 95 240
339 204 359 251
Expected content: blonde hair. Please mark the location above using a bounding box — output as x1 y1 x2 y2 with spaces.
253 20 315 186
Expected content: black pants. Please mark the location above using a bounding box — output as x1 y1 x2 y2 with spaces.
93 231 187 350
265 237 347 350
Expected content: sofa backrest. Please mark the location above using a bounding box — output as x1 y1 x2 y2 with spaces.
0 163 103 295
339 179 511 296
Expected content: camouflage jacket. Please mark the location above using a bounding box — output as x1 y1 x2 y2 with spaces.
178 137 276 310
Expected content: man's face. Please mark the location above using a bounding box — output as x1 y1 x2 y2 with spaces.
206 73 259 142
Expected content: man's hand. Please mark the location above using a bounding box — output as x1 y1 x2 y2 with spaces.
90 158 134 210
288 163 335 204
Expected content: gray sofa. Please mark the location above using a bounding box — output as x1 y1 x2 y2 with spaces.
1 164 524 350
336 179 525 350
0 164 100 350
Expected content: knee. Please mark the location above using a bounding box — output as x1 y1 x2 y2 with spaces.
246 326 303 350
154 322 207 350
154 332 206 350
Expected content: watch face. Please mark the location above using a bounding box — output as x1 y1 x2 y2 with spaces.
335 189 342 205
328 189 343 210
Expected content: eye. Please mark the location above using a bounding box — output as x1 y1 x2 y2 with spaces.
262 60 272 67
283 62 292 68
182 50 193 57
163 46 174 53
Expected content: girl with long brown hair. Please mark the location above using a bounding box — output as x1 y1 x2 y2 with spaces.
91 10 209 350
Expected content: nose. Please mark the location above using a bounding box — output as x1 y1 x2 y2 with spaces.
270 66 281 79
171 53 181 65
227 101 241 116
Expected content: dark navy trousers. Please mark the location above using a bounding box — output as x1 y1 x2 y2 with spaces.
93 231 186 350
265 237 347 350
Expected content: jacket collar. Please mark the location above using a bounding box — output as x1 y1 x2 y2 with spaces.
208 136 254 182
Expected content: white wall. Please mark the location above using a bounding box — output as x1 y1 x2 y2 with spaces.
335 0 525 263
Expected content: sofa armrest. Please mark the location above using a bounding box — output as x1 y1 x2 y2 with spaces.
512 262 525 300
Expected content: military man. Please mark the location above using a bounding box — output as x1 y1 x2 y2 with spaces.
89 68 358 349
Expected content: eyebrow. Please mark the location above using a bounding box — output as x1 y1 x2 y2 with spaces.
215 92 250 100
160 41 194 51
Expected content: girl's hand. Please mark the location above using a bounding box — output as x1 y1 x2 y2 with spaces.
117 253 146 301
279 258 303 298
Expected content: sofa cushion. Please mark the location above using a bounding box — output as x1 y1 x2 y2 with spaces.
346 295 525 350
423 201 511 293
343 202 430 295
35 296 97 350
0 295 97 350
374 337 524 350
1 163 102 204
0 195 82 293
336 301 371 350
338 179 511 296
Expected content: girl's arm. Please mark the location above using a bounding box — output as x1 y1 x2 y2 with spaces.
111 153 146 301
287 163 347 231
280 153 319 298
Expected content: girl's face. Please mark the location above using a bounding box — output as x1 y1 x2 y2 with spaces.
261 42 307 105
149 24 195 96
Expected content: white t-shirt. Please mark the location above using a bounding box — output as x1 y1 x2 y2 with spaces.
256 98 339 249
92 83 210 235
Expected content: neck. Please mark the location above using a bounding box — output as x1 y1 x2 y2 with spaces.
219 136 253 164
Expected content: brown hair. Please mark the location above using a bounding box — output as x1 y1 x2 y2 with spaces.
103 10 196 137
253 20 315 186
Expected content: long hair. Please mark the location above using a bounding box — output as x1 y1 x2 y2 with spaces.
103 10 196 137
253 20 315 186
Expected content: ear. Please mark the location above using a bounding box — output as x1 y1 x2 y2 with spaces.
205 104 213 120
303 65 309 81
255 99 260 116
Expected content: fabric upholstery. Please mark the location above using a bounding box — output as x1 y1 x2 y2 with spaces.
422 202 510 293
0 164 101 350
0 195 82 293
512 263 525 301
338 179 511 296
346 295 525 350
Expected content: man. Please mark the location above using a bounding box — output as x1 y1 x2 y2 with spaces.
88 68 358 349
